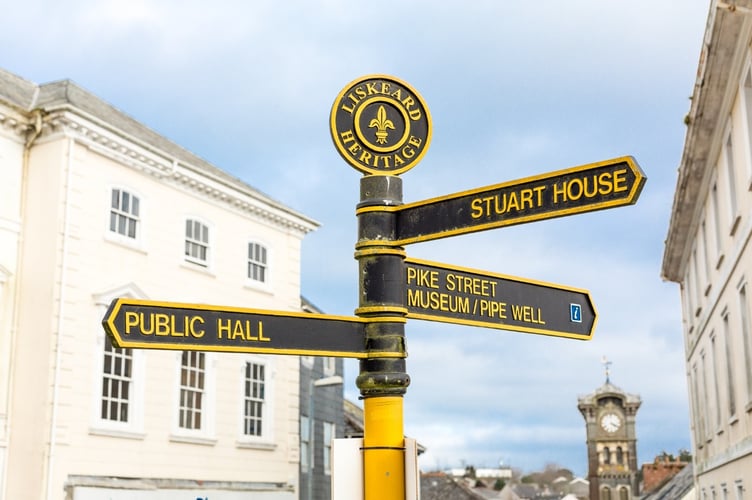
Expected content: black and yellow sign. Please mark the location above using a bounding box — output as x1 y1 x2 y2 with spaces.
330 74 432 176
102 298 369 358
364 156 644 245
405 258 597 340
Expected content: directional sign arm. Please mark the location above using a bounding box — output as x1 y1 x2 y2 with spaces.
388 156 645 245
404 258 597 340
103 298 369 358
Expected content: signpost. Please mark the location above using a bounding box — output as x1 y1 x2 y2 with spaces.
102 74 646 500
103 298 370 358
404 258 596 340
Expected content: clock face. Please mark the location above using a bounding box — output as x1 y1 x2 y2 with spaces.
600 413 621 433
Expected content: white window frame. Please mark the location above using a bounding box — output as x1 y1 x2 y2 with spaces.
322 422 337 476
171 351 216 444
710 181 724 269
246 240 271 290
710 332 723 430
90 284 147 438
737 279 752 408
105 186 146 250
691 363 704 446
301 415 310 469
691 246 702 316
237 355 275 447
723 126 741 235
721 307 737 419
700 220 711 295
323 421 335 475
109 188 140 239
701 350 712 442
740 58 752 187
184 217 212 268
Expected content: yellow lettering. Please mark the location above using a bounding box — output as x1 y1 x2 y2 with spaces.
359 150 372 165
415 269 438 288
169 315 185 337
553 182 567 204
155 314 170 336
598 172 614 195
507 192 520 211
613 168 628 192
533 186 546 206
189 316 205 338
232 320 245 340
407 267 417 285
510 304 545 324
478 299 507 319
340 130 355 144
471 198 484 219
519 189 533 210
124 311 139 334
259 322 270 342
567 178 583 201
217 318 231 339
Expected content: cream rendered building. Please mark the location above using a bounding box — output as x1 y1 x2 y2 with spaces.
0 68 318 499
662 0 752 495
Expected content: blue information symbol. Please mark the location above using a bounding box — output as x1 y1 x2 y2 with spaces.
570 303 582 323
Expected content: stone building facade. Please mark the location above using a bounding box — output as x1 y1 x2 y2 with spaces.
0 68 318 499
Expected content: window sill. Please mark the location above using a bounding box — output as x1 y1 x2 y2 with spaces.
89 426 146 440
236 440 277 451
704 284 712 297
244 281 274 295
180 261 215 277
104 233 147 254
716 254 725 270
729 414 739 426
169 434 217 446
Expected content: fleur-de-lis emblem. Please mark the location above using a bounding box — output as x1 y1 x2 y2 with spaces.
368 105 395 144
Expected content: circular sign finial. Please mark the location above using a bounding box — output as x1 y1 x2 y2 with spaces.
330 74 432 175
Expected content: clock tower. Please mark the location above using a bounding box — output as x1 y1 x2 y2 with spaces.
577 359 641 500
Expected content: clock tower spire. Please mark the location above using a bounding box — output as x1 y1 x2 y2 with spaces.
578 360 641 500
601 356 612 384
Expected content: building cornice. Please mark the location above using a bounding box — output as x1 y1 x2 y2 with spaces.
662 1 752 282
17 104 319 236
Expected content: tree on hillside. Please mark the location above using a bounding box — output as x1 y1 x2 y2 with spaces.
521 463 573 486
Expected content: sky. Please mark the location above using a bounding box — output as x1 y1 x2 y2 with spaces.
3 0 712 477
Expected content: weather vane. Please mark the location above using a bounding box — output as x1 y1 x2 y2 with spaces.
601 355 612 383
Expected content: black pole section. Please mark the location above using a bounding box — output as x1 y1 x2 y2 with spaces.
355 175 410 397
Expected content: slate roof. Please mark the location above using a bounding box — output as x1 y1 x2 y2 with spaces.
0 68 317 231
420 473 488 500
641 463 695 500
